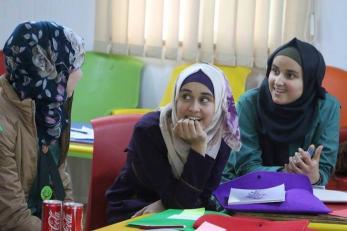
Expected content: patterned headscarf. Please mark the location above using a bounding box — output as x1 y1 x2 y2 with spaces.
160 63 241 178
3 21 85 147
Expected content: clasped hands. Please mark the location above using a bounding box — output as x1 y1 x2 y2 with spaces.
172 118 208 155
283 145 323 184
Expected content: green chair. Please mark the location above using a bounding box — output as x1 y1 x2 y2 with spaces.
71 51 144 122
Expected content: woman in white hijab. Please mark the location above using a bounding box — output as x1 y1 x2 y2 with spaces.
106 63 241 223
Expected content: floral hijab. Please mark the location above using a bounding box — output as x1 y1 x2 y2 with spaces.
3 21 85 147
159 63 241 178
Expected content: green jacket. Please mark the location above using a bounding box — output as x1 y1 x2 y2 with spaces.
223 88 340 186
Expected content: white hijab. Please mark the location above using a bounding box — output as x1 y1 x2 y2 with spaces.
159 63 241 179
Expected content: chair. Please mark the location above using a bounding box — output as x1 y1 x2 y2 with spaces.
86 114 142 230
322 66 347 128
159 64 251 107
323 66 347 190
71 51 144 122
0 51 5 75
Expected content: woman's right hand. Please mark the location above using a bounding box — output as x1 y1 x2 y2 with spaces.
173 119 207 155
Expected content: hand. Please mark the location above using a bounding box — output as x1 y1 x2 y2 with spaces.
132 200 165 218
42 145 49 154
173 119 207 155
286 145 323 184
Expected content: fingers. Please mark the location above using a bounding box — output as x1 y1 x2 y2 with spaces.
312 145 323 162
132 207 146 218
288 155 304 174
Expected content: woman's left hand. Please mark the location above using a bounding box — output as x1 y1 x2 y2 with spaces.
131 200 165 218
285 145 323 184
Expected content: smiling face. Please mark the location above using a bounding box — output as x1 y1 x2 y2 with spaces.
176 82 215 129
268 55 304 105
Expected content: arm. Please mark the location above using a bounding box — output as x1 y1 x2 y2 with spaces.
316 97 340 185
0 127 41 230
223 92 281 181
131 125 217 209
58 160 73 200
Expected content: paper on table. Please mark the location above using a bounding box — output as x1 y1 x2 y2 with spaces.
168 208 205 220
196 221 226 231
330 209 347 218
70 126 94 140
313 188 347 203
228 184 285 205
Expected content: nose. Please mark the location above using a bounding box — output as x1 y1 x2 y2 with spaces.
188 100 200 112
274 73 285 86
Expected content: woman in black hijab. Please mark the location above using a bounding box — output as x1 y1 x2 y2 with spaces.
223 38 340 186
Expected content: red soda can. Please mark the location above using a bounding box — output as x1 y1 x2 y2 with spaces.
62 202 84 231
42 200 63 231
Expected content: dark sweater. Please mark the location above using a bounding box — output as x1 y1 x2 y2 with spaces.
106 111 230 223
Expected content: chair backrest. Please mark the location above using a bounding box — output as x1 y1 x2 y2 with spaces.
72 51 144 122
159 64 251 107
322 66 347 128
86 114 142 230
0 50 6 75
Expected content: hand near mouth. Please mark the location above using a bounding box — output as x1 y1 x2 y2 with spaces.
173 118 207 155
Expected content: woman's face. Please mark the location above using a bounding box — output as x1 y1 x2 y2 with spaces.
176 82 215 129
268 55 303 105
66 68 82 97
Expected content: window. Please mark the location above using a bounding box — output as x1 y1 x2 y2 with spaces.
94 0 314 68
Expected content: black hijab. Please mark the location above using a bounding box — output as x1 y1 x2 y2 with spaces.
256 38 326 165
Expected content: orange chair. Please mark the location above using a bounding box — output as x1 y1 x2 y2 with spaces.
322 66 347 129
86 114 142 230
323 66 347 190
0 51 5 75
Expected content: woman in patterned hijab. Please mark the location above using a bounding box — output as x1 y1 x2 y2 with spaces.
0 21 84 230
3 21 84 149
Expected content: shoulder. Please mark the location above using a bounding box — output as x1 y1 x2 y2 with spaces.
238 88 259 105
134 111 161 135
319 93 340 112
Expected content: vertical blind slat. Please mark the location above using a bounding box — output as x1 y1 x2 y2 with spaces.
94 0 313 67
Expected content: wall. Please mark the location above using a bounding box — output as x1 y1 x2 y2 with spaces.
0 0 95 50
315 0 347 70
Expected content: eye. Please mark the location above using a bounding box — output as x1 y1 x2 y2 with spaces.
285 72 297 80
200 96 212 104
180 93 192 101
271 66 280 75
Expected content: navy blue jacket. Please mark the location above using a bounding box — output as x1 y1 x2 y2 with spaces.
106 111 230 223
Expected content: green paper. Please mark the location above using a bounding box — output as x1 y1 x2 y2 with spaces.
127 209 225 231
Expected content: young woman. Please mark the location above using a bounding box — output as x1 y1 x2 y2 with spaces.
0 21 84 230
223 38 340 186
106 63 241 223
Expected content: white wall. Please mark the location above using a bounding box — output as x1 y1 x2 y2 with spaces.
0 0 95 50
315 0 347 70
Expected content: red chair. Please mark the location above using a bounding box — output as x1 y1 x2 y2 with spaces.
86 114 142 230
0 50 6 75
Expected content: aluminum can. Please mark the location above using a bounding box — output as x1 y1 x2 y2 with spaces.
62 202 84 231
42 200 63 231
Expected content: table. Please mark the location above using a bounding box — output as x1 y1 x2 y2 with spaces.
94 204 347 231
68 142 93 159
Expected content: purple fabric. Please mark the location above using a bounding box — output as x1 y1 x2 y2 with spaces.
214 171 331 214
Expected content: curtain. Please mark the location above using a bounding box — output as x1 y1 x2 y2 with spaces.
94 0 314 68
